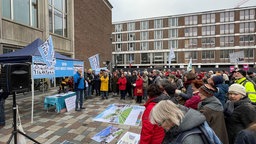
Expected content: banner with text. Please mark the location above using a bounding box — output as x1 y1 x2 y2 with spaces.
88 54 100 70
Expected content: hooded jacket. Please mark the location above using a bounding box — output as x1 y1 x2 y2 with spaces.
162 105 206 144
198 96 229 144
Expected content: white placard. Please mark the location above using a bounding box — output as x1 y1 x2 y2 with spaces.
117 132 140 144
64 95 76 112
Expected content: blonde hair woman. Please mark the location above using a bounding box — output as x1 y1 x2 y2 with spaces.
150 100 209 144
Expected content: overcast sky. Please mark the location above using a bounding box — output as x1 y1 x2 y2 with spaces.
108 0 256 22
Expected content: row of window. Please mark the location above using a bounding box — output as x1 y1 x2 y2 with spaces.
1 0 68 37
116 22 255 42
114 49 254 64
115 9 255 32
115 35 255 51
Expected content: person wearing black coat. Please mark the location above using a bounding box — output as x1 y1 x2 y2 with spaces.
234 122 256 144
0 89 10 127
224 84 256 144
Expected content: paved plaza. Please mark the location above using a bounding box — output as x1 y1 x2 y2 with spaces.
0 89 142 144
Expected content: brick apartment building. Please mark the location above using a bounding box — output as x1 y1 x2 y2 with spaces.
74 0 113 69
112 6 256 69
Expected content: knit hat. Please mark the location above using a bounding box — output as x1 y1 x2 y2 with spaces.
199 84 215 97
212 75 224 85
236 69 246 77
228 84 246 96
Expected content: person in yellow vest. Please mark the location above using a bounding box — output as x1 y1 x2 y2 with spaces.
234 69 256 103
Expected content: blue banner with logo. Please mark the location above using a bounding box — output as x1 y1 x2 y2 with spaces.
55 59 74 77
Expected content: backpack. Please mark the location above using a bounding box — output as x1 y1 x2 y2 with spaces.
174 122 222 144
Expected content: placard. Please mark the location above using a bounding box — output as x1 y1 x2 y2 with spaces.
117 132 140 144
64 95 76 112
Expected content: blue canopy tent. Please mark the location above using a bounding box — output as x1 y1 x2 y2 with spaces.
0 38 83 122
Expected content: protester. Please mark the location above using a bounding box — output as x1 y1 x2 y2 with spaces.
150 100 221 144
234 69 256 102
158 79 178 104
184 79 203 109
234 121 256 144
111 72 119 97
168 74 183 90
73 68 85 111
117 73 127 100
0 89 9 128
140 84 167 144
100 72 109 100
133 73 143 103
208 75 229 106
142 71 149 100
198 84 229 144
224 83 256 144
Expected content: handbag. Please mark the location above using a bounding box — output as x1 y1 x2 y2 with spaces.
11 105 27 144
136 88 143 95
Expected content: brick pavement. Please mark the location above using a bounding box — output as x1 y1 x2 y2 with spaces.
0 89 143 144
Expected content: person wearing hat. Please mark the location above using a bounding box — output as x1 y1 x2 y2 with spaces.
234 69 256 103
198 84 229 144
224 83 256 144
208 75 229 106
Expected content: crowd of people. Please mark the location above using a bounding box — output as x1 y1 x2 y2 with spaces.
59 67 256 143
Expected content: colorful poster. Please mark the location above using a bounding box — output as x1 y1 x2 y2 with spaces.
88 54 100 70
91 126 124 143
243 64 249 71
93 104 145 126
117 132 140 144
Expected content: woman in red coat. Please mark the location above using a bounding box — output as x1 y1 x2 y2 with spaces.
117 73 127 100
140 84 166 144
134 74 143 103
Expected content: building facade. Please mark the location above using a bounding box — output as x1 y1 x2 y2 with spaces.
112 6 256 69
74 0 113 69
0 0 75 58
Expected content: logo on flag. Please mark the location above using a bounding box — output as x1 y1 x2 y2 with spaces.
38 35 56 67
187 58 193 72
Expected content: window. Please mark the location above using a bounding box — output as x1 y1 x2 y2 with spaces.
184 27 197 37
220 36 234 47
140 31 148 40
245 49 254 58
202 26 215 36
141 53 150 64
220 50 234 59
154 41 163 50
185 16 197 25
49 0 67 37
239 35 254 46
168 17 178 27
240 9 255 20
153 53 164 64
140 42 149 50
202 14 215 24
202 51 215 60
185 52 197 59
169 40 178 49
127 22 135 31
169 29 178 38
116 54 124 64
128 43 135 51
140 21 148 30
126 54 134 64
220 24 234 34
240 22 255 33
185 39 197 48
128 33 136 41
115 44 122 51
154 30 163 39
202 37 215 48
154 19 163 28
116 34 122 42
2 0 38 27
115 24 123 32
220 11 234 22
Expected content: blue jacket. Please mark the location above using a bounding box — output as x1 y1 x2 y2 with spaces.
214 83 229 106
74 72 84 90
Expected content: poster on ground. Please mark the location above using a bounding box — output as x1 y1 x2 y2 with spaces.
117 132 140 144
93 104 145 126
91 125 124 143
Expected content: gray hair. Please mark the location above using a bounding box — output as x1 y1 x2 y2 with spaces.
150 100 184 126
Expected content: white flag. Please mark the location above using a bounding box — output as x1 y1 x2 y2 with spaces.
169 47 175 67
187 58 192 72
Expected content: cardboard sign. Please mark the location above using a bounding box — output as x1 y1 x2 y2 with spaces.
64 95 76 112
